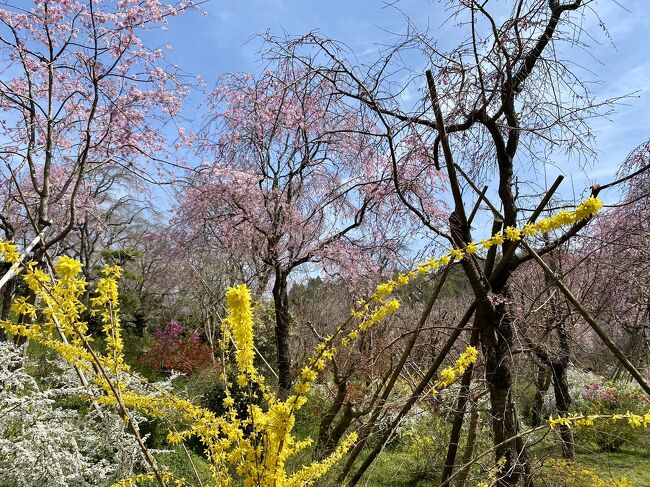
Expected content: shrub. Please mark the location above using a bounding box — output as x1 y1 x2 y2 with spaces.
0 342 143 487
141 321 214 374
404 412 450 480
578 380 649 452
541 367 602 417
201 373 263 420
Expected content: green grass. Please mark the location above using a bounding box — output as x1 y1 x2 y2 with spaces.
578 449 650 486
155 445 214 486
344 450 427 487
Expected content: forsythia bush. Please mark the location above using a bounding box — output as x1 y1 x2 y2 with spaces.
0 257 360 486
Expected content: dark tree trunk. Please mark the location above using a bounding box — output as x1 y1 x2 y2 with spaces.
479 294 526 487
315 375 348 459
455 400 480 487
441 326 479 484
320 403 355 459
441 366 474 484
532 365 551 427
551 362 575 459
272 269 292 394
1 279 13 321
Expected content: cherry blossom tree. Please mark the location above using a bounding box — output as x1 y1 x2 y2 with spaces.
579 141 650 373
510 140 650 461
0 0 196 262
177 66 425 392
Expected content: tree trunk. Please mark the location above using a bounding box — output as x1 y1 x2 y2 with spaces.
551 362 575 459
479 295 526 487
272 269 292 394
320 403 355 459
441 326 480 484
532 365 551 427
455 400 480 487
315 376 348 459
441 366 474 484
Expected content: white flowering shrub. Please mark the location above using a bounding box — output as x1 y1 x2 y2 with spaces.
541 366 603 416
0 342 143 486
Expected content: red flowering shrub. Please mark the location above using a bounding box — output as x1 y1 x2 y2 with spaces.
142 321 214 374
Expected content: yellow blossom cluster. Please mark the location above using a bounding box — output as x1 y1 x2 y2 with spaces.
548 410 650 430
0 240 20 263
8 257 88 356
223 284 258 387
91 264 127 375
0 259 358 487
202 283 358 486
478 456 508 487
431 346 479 394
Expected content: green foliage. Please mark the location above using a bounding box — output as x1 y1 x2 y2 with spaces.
100 247 144 266
578 381 648 452
576 450 650 487
538 458 635 487
403 412 451 480
154 445 214 486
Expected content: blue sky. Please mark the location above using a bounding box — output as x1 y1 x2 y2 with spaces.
158 0 650 204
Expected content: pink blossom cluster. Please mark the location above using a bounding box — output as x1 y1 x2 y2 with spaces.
583 381 620 408
153 321 200 348
0 0 198 243
176 66 437 286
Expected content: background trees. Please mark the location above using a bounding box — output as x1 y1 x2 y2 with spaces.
0 0 197 340
0 0 195 272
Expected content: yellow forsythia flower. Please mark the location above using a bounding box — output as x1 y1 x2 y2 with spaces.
449 248 464 261
0 240 20 263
